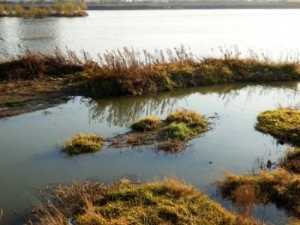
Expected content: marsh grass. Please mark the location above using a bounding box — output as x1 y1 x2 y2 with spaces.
2 46 300 99
217 169 300 218
255 108 300 146
156 139 185 154
61 133 104 156
130 116 163 131
27 177 263 225
0 2 88 18
280 147 300 173
127 109 209 153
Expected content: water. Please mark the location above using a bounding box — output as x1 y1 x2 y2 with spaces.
1 82 300 224
1 9 300 224
1 10 300 59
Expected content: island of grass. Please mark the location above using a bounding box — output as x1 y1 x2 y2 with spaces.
27 177 263 225
216 108 300 221
61 133 104 156
1 47 300 118
125 108 210 153
255 108 300 146
0 2 88 18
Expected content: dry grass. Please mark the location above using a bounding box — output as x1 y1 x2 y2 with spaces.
61 133 104 156
217 168 300 218
27 178 264 225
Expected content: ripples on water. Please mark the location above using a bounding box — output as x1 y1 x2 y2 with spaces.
1 9 300 224
1 9 300 59
0 82 299 224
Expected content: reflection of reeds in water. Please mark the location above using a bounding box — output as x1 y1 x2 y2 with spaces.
0 208 2 221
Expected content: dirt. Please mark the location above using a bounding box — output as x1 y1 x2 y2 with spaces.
0 77 82 118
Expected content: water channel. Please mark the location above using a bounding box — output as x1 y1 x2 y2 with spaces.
1 8 300 224
1 82 300 224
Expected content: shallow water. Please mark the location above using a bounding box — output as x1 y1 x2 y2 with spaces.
0 82 299 224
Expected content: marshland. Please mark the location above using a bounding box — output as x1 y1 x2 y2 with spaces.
1 9 300 225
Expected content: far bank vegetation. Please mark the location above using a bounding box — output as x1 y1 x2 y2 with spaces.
0 2 88 18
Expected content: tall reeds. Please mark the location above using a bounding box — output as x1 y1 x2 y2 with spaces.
1 46 300 97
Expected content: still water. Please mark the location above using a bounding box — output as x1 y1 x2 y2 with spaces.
1 82 300 224
1 10 300 59
1 9 300 224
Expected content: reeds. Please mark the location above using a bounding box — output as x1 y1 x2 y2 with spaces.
1 46 300 98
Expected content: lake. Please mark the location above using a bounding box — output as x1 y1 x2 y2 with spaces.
1 9 300 225
1 9 300 60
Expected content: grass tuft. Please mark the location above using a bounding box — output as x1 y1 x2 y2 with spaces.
130 116 163 131
61 133 104 156
27 178 263 225
255 108 300 145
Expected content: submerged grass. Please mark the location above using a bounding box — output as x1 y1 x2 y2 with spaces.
28 178 263 225
61 133 104 156
255 108 300 146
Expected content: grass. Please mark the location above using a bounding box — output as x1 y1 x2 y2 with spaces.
130 116 163 131
280 147 300 174
126 109 209 153
61 133 104 156
0 2 88 18
27 177 263 225
1 46 300 100
255 108 300 146
217 169 300 219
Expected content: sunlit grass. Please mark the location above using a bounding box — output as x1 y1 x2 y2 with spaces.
61 133 104 156
130 116 163 131
217 168 300 219
27 177 263 225
255 108 300 146
1 47 300 99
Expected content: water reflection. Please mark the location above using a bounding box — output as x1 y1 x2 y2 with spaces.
85 82 300 127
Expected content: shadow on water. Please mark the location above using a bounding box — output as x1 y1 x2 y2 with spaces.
85 81 300 127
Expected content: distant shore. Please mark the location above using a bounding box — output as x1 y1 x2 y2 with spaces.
86 1 300 10
4 1 300 10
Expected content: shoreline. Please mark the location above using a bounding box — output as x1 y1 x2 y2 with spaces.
3 2 300 10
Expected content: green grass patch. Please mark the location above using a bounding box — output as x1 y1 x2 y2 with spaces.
130 116 163 131
166 122 193 141
61 133 104 156
166 108 209 134
255 108 300 145
28 178 263 225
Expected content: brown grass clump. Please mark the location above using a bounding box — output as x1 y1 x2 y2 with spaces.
130 116 163 131
61 133 104 156
255 108 300 146
280 147 300 174
157 139 185 154
217 169 300 218
27 178 263 225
